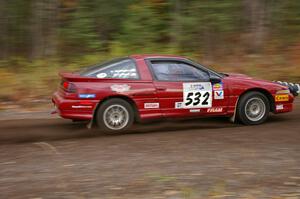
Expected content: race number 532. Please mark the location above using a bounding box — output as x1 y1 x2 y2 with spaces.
183 82 212 108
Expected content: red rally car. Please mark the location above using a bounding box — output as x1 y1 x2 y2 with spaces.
52 55 299 133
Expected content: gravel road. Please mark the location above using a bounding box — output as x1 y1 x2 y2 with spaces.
0 100 299 199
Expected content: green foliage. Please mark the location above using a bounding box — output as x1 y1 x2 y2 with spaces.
61 1 102 52
175 0 241 54
271 0 300 43
2 0 300 58
118 0 170 53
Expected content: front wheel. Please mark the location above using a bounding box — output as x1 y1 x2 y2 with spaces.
96 99 134 134
236 91 270 125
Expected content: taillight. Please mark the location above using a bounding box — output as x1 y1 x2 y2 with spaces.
61 81 77 93
62 81 69 89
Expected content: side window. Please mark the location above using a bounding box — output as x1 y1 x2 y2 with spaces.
150 61 209 81
83 59 139 79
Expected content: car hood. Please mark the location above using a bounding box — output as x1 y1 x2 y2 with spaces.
224 73 288 90
226 73 253 79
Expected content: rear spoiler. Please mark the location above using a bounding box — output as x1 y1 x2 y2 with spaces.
274 81 300 96
59 72 85 81
59 72 102 82
59 72 148 83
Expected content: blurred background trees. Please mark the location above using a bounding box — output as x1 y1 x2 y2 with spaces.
1 0 300 60
0 0 300 103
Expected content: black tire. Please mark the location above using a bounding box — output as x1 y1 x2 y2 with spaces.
236 91 270 125
96 98 134 134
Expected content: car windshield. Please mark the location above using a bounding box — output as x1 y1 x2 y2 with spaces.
187 59 225 78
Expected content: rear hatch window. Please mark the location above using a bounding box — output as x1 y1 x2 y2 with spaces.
79 58 139 79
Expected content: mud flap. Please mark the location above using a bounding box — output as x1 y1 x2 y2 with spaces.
229 96 239 123
86 102 100 129
87 120 93 129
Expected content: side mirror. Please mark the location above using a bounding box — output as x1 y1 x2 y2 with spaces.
210 76 221 84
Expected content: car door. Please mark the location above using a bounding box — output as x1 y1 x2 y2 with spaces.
147 59 228 118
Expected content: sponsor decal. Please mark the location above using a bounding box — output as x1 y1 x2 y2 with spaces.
213 83 223 91
275 94 289 102
72 105 92 109
276 104 284 110
111 84 131 92
207 107 223 113
96 73 107 78
214 90 224 100
144 103 159 109
110 68 137 78
175 102 183 109
190 109 200 113
78 94 96 99
183 82 212 108
186 83 205 91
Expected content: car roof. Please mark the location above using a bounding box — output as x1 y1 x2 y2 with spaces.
130 54 187 60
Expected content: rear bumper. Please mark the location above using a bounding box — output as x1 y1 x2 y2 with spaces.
52 92 97 120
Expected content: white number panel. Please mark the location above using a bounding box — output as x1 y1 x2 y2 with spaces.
183 82 212 108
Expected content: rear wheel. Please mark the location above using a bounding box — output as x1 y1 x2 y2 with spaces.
236 91 270 125
96 98 134 134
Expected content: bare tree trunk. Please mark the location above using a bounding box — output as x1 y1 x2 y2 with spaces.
202 27 215 62
31 0 59 59
0 0 9 59
243 0 269 54
45 0 59 58
170 0 181 49
31 0 45 59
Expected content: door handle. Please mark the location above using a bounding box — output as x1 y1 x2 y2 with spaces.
156 86 167 91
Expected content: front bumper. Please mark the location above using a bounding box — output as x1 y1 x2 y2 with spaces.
273 93 294 114
52 92 97 120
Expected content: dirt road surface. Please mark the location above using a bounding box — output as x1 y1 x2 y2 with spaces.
0 100 300 199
